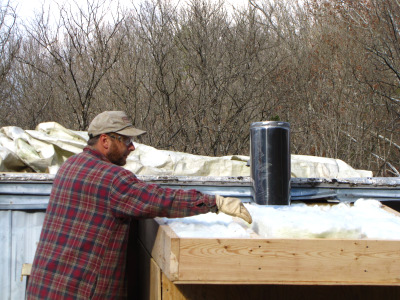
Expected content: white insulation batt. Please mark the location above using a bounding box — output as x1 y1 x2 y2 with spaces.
0 122 372 177
162 199 400 240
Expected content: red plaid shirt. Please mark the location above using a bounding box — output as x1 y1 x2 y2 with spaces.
27 147 216 299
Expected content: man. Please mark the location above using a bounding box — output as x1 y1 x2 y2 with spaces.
26 111 252 299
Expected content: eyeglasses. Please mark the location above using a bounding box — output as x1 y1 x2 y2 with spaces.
107 133 134 146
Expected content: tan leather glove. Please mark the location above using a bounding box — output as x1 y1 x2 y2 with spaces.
215 195 253 224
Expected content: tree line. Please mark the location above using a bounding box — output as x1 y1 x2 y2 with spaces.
1 0 399 176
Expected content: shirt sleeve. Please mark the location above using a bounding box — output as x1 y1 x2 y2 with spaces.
109 169 217 219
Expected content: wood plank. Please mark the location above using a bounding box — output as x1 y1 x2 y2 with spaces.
150 259 161 300
135 239 151 300
160 274 400 300
138 217 400 286
176 238 400 285
161 272 186 300
134 230 163 300
383 205 400 217
138 218 180 280
21 264 32 277
153 262 400 300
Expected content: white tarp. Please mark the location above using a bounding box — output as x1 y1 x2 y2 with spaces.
0 122 373 178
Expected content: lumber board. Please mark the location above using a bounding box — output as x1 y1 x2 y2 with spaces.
135 237 162 300
138 218 400 285
162 272 186 300
158 274 400 300
383 205 400 217
149 259 161 300
138 218 180 281
176 238 400 285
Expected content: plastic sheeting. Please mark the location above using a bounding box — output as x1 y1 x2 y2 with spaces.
0 122 373 178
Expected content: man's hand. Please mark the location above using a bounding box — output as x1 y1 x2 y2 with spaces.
215 195 253 224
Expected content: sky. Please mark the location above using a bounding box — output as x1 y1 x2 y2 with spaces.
11 0 252 22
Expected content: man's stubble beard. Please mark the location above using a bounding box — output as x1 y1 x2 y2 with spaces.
106 142 127 166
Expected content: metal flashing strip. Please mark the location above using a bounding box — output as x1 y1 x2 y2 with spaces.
1 174 400 210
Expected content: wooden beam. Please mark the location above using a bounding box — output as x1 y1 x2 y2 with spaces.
176 238 400 285
138 218 180 280
138 218 400 285
150 259 161 300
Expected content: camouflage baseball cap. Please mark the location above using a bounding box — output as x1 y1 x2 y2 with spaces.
88 111 146 137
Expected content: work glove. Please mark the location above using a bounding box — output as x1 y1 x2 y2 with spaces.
215 195 253 224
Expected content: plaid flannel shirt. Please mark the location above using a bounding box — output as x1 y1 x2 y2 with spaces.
26 147 216 299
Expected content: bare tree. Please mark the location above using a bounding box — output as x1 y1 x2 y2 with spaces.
0 0 20 126
18 0 125 130
328 0 400 175
3 0 400 176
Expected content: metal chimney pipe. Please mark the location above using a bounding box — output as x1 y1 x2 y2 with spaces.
250 121 291 205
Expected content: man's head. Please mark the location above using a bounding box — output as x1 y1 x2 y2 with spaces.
88 111 146 138
87 111 146 166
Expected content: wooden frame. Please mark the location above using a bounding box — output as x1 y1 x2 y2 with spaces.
138 215 400 286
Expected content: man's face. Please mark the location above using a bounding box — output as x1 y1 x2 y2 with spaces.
106 134 135 166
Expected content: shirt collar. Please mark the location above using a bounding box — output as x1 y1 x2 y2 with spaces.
84 146 110 163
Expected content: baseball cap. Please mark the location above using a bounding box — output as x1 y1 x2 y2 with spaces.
88 111 146 137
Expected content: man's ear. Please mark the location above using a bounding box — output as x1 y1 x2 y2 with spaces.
99 134 111 150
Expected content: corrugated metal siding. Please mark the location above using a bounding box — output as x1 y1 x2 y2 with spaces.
0 211 12 299
0 211 45 300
